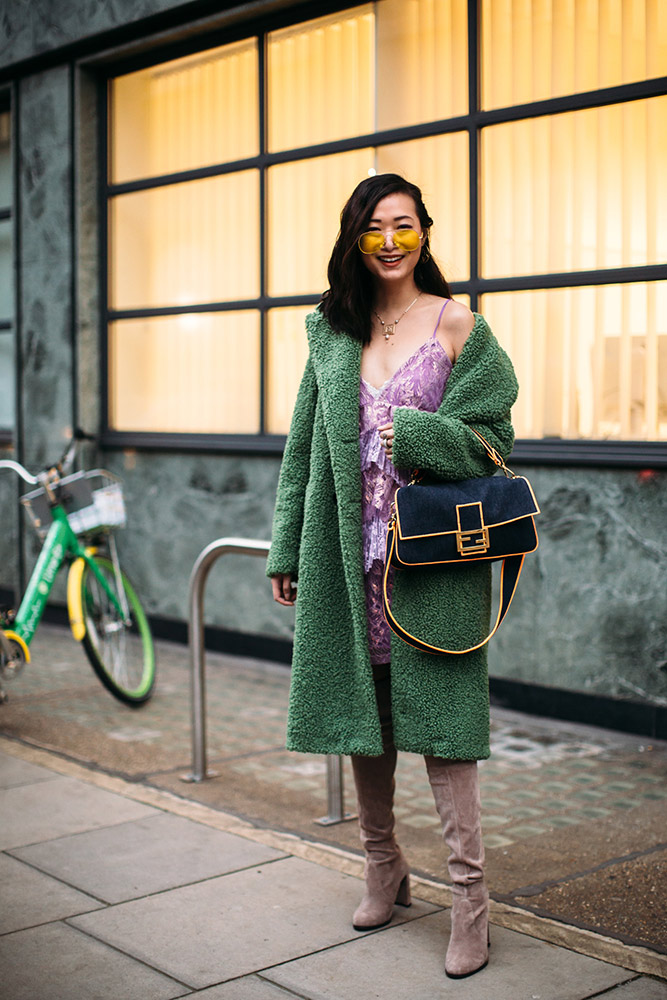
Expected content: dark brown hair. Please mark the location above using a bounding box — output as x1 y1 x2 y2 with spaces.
320 173 451 343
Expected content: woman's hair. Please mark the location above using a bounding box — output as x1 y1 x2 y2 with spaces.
320 173 451 343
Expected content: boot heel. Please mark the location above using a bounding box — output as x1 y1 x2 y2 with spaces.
395 874 411 908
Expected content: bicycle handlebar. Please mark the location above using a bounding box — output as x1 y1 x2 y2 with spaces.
0 460 39 486
0 428 97 486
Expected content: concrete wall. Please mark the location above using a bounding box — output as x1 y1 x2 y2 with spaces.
1 0 206 69
1 0 665 712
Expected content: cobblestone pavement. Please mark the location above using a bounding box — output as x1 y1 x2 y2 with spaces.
1 625 665 958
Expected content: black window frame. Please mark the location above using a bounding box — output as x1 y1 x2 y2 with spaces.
100 0 667 468
0 88 13 447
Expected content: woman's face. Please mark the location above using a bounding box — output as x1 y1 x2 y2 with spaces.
358 192 424 285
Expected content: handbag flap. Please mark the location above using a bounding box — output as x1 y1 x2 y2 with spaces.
395 475 540 542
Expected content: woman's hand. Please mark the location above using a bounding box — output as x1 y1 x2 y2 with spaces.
272 573 297 606
378 421 394 461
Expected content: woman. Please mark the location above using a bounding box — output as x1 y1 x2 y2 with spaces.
267 174 517 979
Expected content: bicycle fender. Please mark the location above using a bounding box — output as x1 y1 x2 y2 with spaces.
67 549 97 642
1 630 30 663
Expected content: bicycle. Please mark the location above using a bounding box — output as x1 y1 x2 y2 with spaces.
0 432 156 706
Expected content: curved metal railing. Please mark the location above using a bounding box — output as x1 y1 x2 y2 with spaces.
183 537 354 826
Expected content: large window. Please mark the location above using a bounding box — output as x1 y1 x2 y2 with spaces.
105 0 667 458
0 105 13 440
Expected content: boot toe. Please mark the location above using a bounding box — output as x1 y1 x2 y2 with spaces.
352 897 394 931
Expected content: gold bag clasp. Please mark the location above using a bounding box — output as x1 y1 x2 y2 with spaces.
455 502 490 556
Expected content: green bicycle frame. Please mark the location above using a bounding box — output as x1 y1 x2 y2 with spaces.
12 504 125 647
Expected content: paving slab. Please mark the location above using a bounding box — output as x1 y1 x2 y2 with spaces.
189 977 304 999
0 748 61 788
69 855 439 990
0 852 103 934
600 980 667 999
0 775 158 850
10 812 287 903
264 910 633 1000
0 921 190 1000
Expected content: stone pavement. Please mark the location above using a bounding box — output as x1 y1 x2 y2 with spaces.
2 743 667 1000
1 625 666 996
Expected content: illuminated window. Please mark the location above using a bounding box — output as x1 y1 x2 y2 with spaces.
106 1 667 452
111 40 259 183
482 98 667 278
110 172 260 310
481 0 667 109
109 313 261 434
482 283 667 440
267 8 375 152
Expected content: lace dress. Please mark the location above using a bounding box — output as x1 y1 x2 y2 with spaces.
359 303 453 664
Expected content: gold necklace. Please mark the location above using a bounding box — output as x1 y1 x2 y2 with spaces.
373 292 422 341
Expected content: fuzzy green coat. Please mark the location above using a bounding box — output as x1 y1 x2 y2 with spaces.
266 308 518 759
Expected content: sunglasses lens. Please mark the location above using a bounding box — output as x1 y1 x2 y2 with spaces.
358 229 421 254
393 229 421 252
358 232 384 254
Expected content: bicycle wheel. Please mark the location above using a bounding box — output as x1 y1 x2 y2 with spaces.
80 555 155 705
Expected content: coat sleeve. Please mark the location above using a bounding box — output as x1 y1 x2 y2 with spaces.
391 410 514 480
391 317 518 481
266 356 318 580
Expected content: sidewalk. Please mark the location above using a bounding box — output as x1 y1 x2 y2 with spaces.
1 625 666 998
1 742 666 1000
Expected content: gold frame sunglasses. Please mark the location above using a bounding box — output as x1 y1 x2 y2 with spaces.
357 228 422 255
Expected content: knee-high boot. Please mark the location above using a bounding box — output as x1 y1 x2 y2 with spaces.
351 749 411 930
425 757 489 979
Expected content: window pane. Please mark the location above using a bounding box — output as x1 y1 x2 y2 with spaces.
265 307 312 434
111 39 259 183
481 97 667 277
0 333 14 428
267 149 373 296
376 0 468 129
0 111 10 207
110 171 259 309
376 133 469 281
481 282 667 441
109 312 260 433
267 7 374 152
482 0 667 109
0 219 12 318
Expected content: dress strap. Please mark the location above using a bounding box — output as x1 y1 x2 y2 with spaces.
431 298 450 338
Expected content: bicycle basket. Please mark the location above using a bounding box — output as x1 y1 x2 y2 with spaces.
21 470 126 541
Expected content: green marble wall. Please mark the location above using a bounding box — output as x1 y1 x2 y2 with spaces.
0 445 18 599
489 466 667 706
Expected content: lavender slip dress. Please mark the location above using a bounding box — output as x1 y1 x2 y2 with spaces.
359 300 453 665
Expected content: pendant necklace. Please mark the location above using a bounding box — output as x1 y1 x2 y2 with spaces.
373 292 422 341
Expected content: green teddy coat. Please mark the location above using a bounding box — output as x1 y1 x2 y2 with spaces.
266 307 518 759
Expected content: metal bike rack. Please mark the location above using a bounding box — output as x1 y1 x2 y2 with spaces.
182 537 354 826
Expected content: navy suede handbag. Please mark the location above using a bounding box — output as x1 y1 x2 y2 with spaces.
383 429 540 655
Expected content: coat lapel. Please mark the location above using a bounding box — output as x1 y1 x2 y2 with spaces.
306 310 366 612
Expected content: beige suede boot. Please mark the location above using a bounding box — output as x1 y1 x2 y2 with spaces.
425 757 489 979
351 749 411 930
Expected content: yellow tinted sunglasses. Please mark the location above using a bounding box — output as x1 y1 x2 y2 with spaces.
357 228 422 255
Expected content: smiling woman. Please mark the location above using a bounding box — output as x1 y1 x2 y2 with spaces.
267 171 518 980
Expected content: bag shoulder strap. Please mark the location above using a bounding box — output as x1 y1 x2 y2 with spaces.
470 427 515 477
382 526 525 655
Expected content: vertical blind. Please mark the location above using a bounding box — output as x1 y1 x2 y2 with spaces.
483 283 667 441
481 0 667 108
482 98 667 277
